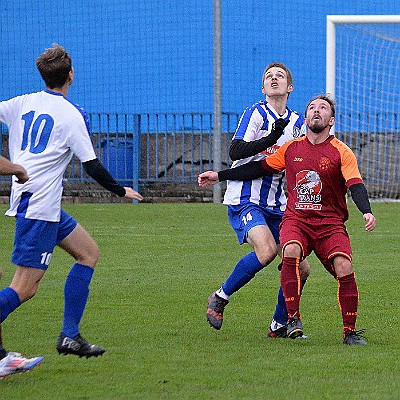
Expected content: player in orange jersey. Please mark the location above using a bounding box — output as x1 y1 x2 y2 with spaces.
198 94 376 345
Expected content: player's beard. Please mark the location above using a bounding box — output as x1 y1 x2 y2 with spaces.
308 119 325 133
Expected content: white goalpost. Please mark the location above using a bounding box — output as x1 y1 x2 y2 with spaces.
326 15 400 200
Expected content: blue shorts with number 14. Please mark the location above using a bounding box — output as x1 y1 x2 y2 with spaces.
227 203 283 245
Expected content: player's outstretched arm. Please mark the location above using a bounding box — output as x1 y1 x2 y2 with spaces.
83 158 143 201
198 160 273 187
198 171 219 187
230 118 289 161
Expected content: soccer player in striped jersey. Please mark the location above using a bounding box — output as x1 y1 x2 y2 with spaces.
199 94 376 345
0 43 143 373
205 63 310 337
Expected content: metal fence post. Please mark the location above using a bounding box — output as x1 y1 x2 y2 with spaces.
213 0 222 203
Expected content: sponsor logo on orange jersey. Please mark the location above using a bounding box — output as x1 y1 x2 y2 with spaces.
294 170 322 210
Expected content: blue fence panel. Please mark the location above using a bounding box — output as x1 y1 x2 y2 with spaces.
0 112 239 187
91 113 140 191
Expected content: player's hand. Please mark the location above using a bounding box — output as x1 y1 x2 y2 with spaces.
363 213 376 232
271 118 290 134
198 171 219 187
14 165 29 184
123 187 143 201
267 118 290 145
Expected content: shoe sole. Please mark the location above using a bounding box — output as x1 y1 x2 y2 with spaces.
343 340 367 346
267 332 308 340
287 328 303 339
267 333 287 339
57 349 105 358
206 316 222 330
294 334 308 340
0 358 43 379
206 308 223 330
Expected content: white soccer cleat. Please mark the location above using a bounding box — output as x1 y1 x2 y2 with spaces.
0 352 43 378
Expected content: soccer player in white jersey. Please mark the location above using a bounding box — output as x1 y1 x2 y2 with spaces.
205 63 310 337
0 43 143 376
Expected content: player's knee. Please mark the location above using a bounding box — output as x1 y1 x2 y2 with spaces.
77 243 100 268
282 242 301 258
255 245 278 266
333 256 353 277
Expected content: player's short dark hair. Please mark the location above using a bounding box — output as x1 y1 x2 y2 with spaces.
262 62 293 87
305 94 336 117
36 43 72 89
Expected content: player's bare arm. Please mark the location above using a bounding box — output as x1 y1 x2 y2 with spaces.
0 156 28 184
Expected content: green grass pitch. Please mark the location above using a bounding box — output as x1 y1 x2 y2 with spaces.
0 202 398 399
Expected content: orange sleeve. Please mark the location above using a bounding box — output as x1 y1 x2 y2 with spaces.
331 138 363 187
261 140 292 172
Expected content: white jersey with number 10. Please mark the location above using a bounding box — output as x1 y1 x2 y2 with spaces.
0 90 97 222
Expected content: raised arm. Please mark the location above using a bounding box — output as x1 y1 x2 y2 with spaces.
229 118 289 160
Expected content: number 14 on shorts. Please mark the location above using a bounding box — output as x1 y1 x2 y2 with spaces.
242 212 253 225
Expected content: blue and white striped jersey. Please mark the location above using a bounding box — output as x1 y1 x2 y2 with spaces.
0 90 97 222
223 100 306 211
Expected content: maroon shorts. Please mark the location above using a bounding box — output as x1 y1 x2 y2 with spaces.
279 217 352 272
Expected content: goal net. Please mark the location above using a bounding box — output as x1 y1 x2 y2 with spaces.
326 15 400 200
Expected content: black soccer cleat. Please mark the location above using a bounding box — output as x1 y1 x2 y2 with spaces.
267 325 288 338
343 329 367 346
286 316 303 339
206 292 229 330
56 332 106 358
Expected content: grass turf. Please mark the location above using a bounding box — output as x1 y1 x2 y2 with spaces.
0 202 398 399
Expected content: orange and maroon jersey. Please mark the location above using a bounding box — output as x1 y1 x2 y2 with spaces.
261 135 363 222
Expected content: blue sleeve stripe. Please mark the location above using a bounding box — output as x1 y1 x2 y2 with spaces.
234 107 253 140
234 101 265 140
65 98 91 136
